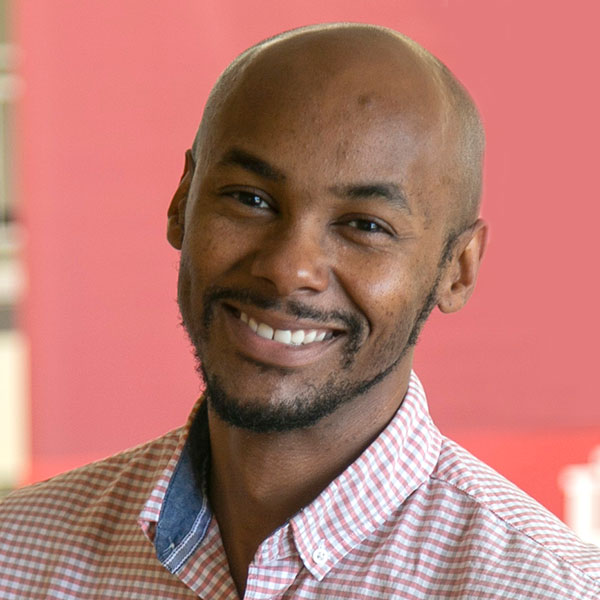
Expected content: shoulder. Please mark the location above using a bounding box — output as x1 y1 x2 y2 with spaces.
0 427 182 543
0 429 187 598
422 435 600 596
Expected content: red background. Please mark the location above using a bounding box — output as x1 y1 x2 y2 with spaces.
13 0 600 519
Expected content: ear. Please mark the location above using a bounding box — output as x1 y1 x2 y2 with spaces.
167 149 195 250
437 219 488 314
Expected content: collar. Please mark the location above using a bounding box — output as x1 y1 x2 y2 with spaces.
139 371 441 578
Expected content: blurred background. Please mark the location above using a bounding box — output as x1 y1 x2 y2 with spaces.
1 0 599 542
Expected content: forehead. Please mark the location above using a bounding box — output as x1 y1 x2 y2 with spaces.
197 34 457 217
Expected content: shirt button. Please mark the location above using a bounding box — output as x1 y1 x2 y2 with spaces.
312 546 330 566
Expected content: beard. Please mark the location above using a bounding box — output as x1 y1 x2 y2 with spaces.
178 271 441 434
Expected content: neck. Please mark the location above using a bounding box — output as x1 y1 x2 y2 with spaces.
204 361 413 596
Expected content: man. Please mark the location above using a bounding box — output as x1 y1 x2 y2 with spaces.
1 23 599 599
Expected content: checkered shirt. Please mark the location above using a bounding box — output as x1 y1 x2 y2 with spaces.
1 372 599 599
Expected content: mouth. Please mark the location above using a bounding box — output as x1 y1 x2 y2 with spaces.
217 302 347 369
238 310 336 345
225 304 342 347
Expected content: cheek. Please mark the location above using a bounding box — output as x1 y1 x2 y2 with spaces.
359 271 433 370
337 253 414 326
182 214 251 283
176 252 198 326
336 249 437 353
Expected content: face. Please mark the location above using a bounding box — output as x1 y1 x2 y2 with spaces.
170 53 461 433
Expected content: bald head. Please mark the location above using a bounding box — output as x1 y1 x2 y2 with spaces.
170 24 489 433
192 23 484 232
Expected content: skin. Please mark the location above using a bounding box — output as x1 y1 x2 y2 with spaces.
167 25 487 596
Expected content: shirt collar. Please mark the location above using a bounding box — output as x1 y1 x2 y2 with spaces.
139 371 441 579
265 371 441 579
138 399 210 574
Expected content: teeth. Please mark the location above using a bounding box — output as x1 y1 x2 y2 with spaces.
303 330 317 344
256 323 274 340
238 312 331 346
273 329 292 344
290 330 305 345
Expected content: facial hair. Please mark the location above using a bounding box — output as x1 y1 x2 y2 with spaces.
179 272 441 434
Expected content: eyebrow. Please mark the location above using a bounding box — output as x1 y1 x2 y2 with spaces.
218 148 286 182
217 147 410 213
331 183 411 213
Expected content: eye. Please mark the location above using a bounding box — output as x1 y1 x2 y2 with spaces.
345 218 391 235
226 190 271 209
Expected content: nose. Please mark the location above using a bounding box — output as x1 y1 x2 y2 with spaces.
250 222 330 296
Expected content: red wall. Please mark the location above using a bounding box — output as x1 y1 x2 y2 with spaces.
14 0 600 518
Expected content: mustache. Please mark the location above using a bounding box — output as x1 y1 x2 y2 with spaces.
201 286 365 347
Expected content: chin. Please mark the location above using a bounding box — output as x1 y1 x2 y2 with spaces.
200 351 402 434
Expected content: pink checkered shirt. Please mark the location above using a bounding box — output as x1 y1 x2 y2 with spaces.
1 372 599 599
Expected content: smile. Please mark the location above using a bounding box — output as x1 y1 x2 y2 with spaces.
239 311 334 346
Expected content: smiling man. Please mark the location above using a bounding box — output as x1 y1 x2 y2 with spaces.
1 23 599 600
